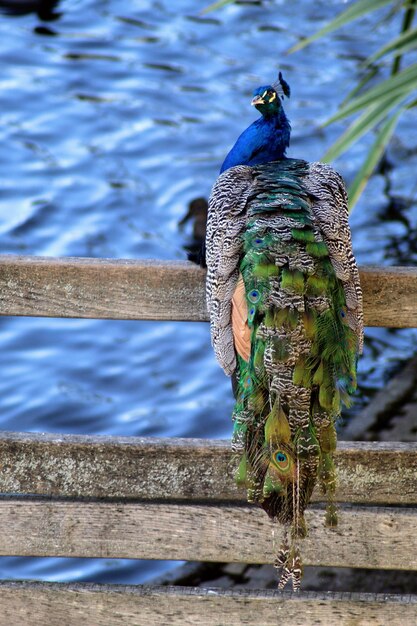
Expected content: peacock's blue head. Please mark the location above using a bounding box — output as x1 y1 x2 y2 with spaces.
251 85 281 117
251 72 290 118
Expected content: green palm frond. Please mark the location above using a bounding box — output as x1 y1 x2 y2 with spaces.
325 63 417 125
348 108 404 208
340 67 378 106
365 25 417 64
322 92 408 162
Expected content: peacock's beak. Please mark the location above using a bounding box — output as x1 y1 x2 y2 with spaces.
251 95 265 106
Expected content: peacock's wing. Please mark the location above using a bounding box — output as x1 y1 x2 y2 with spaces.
205 165 254 376
304 162 364 353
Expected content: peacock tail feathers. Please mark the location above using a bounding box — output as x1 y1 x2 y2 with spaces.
206 157 363 591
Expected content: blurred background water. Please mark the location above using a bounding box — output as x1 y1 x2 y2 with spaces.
0 0 416 584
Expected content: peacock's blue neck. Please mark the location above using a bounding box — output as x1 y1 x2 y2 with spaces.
220 108 291 173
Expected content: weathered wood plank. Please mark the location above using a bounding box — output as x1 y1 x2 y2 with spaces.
0 256 416 326
0 499 414 570
0 432 415 504
0 256 206 321
0 583 415 626
360 265 417 328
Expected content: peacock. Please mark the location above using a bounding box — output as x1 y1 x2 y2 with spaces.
205 72 363 590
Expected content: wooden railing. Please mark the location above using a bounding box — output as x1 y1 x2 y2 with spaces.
1 255 416 326
0 255 416 625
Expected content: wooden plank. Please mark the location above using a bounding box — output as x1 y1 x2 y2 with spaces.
0 256 416 326
0 499 414 570
0 256 206 322
0 432 415 505
360 265 417 328
0 583 415 626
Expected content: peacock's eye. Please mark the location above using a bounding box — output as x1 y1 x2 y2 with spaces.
243 375 252 390
273 449 291 473
248 289 260 303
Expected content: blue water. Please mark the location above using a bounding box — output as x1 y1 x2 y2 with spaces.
0 0 416 584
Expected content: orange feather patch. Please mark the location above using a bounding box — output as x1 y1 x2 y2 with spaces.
232 274 251 363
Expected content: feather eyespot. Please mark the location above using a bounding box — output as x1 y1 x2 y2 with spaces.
272 449 291 473
243 376 252 390
253 237 264 248
248 289 260 303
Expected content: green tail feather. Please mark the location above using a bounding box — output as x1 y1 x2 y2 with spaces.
231 159 360 542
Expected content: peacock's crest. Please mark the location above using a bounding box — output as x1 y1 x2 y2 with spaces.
273 71 291 99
